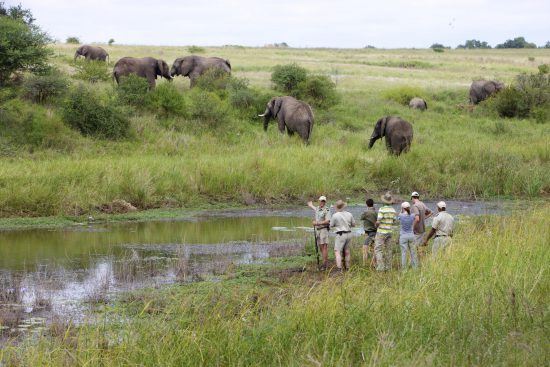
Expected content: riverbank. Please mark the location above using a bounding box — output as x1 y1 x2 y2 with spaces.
2 206 547 366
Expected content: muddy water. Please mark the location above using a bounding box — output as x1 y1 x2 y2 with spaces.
0 200 513 336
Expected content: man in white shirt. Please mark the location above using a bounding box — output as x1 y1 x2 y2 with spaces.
329 200 356 271
423 201 454 257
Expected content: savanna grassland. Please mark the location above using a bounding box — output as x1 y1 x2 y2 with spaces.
1 45 549 221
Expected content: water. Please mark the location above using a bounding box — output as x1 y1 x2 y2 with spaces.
0 201 513 336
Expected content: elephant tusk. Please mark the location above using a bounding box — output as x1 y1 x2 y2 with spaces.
258 113 266 117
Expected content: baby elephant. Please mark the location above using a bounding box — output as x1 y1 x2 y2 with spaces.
74 45 109 62
409 97 427 111
259 96 314 144
469 80 504 104
113 57 172 89
368 116 413 155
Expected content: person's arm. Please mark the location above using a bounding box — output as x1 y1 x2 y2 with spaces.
375 211 383 227
307 201 316 211
425 207 433 219
412 206 420 223
350 214 356 227
329 215 335 229
423 228 436 245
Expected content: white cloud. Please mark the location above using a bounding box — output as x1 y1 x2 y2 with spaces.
7 0 550 47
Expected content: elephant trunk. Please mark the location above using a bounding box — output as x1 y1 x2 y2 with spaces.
259 108 271 131
170 65 178 77
368 135 378 149
74 52 79 61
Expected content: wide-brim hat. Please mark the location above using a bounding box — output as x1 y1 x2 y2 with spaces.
380 192 393 204
335 199 346 210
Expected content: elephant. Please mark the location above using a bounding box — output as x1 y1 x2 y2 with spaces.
409 97 427 111
113 57 172 89
170 55 231 87
469 80 504 104
368 116 413 155
74 45 109 62
259 96 314 143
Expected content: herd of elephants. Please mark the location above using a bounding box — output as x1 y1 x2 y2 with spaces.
74 44 504 153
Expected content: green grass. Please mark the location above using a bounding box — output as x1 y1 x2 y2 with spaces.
1 45 549 219
2 206 548 366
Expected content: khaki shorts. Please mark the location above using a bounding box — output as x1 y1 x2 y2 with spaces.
315 228 329 244
334 232 353 252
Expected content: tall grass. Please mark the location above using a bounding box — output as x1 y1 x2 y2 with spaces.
2 207 548 365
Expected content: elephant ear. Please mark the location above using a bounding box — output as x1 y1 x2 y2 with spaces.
181 56 195 76
272 98 283 117
157 59 166 75
379 117 388 137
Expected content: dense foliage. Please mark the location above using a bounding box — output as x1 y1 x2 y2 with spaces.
22 68 68 103
457 39 491 49
495 36 537 49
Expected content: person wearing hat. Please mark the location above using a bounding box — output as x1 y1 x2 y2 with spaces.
410 191 432 247
308 196 331 269
360 198 377 267
397 201 419 269
329 200 356 271
374 192 397 271
423 201 454 256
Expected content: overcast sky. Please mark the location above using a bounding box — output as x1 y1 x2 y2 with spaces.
8 0 550 48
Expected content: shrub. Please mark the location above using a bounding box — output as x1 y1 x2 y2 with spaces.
62 84 130 139
116 74 149 106
271 63 308 93
66 36 80 44
146 83 187 117
0 99 76 150
296 74 339 108
194 68 231 93
73 60 111 83
538 64 549 75
0 4 52 85
227 77 254 109
187 45 205 53
188 90 230 128
22 69 68 103
496 36 536 49
432 48 444 53
383 86 426 105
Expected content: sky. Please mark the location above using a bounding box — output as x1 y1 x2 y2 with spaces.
7 0 550 48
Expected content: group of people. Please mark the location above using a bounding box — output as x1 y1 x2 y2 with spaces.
307 191 455 272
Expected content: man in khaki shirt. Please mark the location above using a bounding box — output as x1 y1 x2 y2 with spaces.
330 200 356 271
423 201 454 256
307 196 331 269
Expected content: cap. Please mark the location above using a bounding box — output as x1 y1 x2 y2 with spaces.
411 191 420 198
401 201 411 209
318 196 327 202
437 201 446 209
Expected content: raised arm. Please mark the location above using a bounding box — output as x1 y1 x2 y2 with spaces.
307 201 316 211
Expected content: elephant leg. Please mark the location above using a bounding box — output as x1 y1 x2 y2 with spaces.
277 118 286 134
287 130 294 136
146 75 156 89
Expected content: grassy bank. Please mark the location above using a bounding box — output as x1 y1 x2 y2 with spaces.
1 46 549 218
2 205 548 365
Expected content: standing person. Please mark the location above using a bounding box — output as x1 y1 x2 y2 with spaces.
329 200 356 272
374 192 397 271
410 191 432 246
360 198 377 267
307 196 331 270
397 202 419 269
423 201 454 257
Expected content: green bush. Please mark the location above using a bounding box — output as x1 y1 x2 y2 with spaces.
194 68 231 94
66 36 80 44
116 74 149 106
487 72 549 121
0 99 76 150
22 69 68 103
296 74 339 108
432 48 444 53
271 63 308 93
227 77 254 109
62 84 130 139
538 64 549 75
187 45 205 53
383 86 426 105
146 83 187 117
188 90 230 128
73 60 111 83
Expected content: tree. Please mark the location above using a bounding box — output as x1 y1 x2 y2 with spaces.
430 43 448 49
457 39 491 49
544 41 550 49
108 38 115 45
66 36 80 44
495 37 536 49
0 2 52 85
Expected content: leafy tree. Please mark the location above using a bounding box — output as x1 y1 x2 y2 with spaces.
544 41 550 49
66 36 80 44
0 2 52 85
108 38 115 45
430 43 448 49
495 37 536 49
457 39 491 49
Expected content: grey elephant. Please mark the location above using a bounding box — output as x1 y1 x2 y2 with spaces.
259 96 314 143
409 97 427 111
368 116 413 155
113 57 172 89
170 55 231 87
469 80 504 104
74 45 109 62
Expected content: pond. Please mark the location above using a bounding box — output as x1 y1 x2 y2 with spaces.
0 200 513 337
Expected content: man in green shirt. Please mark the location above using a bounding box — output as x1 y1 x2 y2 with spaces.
374 192 396 271
360 198 377 266
308 195 331 270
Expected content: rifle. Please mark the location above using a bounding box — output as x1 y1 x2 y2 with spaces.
312 226 320 268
